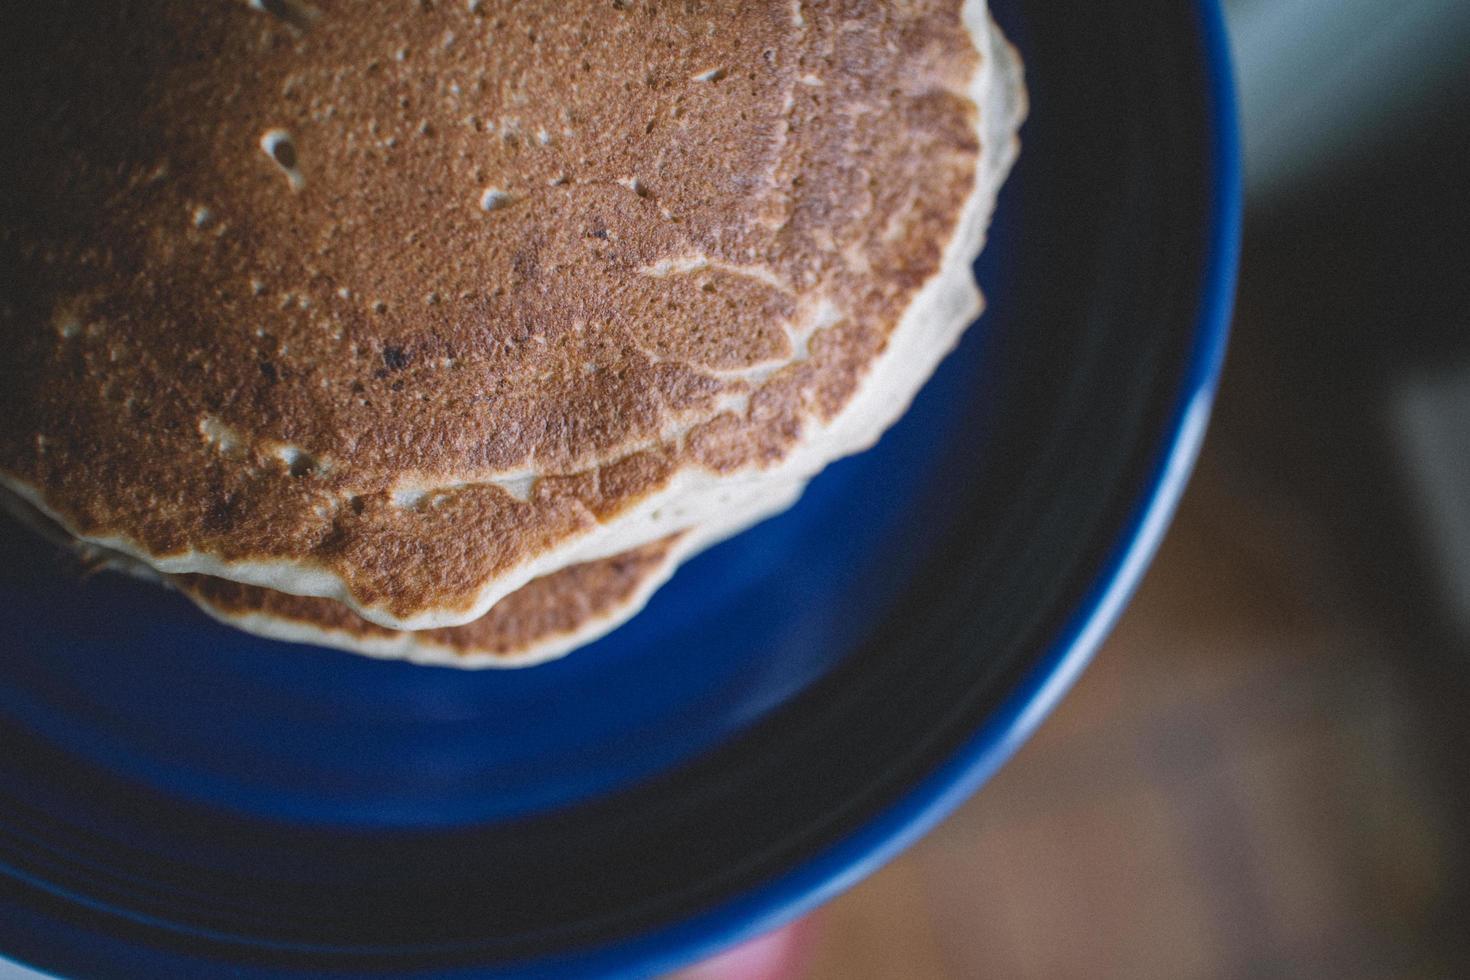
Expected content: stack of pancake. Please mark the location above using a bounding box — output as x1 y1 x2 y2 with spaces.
0 0 1023 667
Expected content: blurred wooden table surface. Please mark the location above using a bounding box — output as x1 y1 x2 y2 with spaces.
797 441 1468 979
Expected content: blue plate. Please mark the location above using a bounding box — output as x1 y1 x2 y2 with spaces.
0 0 1239 976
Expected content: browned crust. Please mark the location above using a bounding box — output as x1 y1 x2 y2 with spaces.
175 535 681 660
2 477 681 662
0 1 985 623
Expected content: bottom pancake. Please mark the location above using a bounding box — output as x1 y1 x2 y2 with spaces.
173 535 686 669
3 479 804 668
171 479 804 667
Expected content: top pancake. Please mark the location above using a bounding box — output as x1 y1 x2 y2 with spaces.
0 0 1018 629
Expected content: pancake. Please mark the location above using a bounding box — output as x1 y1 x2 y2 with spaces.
2 474 804 667
173 476 803 666
175 536 685 668
0 1 1025 630
3 482 679 667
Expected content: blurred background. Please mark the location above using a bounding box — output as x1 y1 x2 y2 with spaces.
690 0 1470 977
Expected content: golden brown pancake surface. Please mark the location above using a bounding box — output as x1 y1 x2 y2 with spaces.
0 1 1005 628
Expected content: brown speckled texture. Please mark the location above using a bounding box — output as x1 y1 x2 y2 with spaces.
2 479 680 663
176 534 681 660
0 1 985 624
